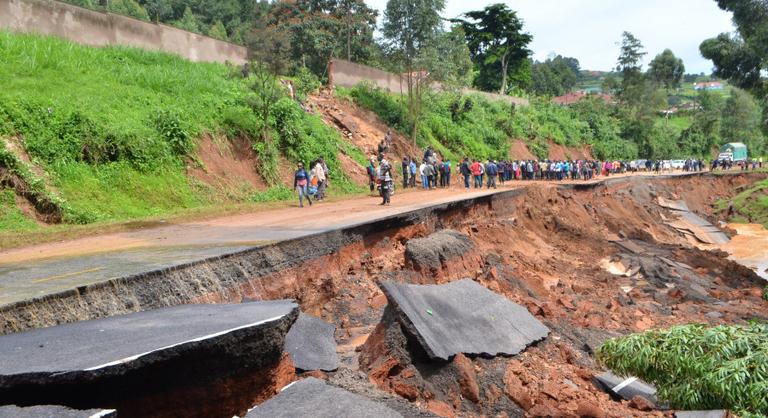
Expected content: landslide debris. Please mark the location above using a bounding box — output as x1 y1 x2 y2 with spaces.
0 302 299 418
247 377 403 418
284 313 339 372
404 230 475 274
378 279 549 360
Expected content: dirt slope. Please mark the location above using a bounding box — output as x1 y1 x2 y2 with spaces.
310 89 423 163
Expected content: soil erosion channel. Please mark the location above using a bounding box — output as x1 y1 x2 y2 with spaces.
1 172 767 418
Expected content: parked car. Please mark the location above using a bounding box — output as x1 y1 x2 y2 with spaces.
670 160 686 170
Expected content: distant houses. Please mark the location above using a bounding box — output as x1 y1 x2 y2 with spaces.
693 81 723 91
552 91 614 106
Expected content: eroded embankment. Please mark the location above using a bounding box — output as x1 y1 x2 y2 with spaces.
2 173 767 416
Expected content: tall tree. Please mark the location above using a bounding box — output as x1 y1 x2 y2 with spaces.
454 3 532 94
529 55 580 96
648 49 685 89
701 0 767 139
335 0 378 62
615 31 647 103
382 0 445 140
722 88 764 154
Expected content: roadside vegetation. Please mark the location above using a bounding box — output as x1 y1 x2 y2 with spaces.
597 323 768 416
0 31 364 232
715 178 768 228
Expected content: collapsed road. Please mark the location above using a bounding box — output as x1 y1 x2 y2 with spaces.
0 172 767 417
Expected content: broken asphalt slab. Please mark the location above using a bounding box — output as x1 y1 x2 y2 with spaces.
0 301 298 415
247 377 403 418
675 411 730 418
657 198 730 245
0 405 116 418
380 279 550 361
284 313 339 372
595 372 657 405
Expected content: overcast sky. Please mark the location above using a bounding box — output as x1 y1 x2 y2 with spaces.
364 0 736 74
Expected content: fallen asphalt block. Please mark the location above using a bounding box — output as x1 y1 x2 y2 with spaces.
0 301 298 417
284 313 339 372
658 198 729 245
380 279 550 361
0 405 116 418
595 372 657 405
675 411 730 418
247 377 402 418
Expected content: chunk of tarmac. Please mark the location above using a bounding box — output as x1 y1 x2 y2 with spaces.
380 279 549 361
247 377 402 418
595 372 658 405
0 405 116 418
675 411 730 418
0 301 298 418
284 313 339 372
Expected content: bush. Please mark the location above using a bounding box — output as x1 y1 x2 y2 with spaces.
597 323 768 415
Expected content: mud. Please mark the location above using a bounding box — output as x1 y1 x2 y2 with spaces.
3 172 767 416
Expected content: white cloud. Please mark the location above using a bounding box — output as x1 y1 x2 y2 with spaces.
365 0 736 73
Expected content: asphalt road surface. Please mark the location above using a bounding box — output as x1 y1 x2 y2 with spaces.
0 301 296 374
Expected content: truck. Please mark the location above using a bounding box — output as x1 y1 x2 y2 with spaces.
718 142 748 162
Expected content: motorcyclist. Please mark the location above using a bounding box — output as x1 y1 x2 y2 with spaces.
378 159 394 206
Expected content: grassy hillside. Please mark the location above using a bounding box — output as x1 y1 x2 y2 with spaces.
716 178 768 228
340 83 630 161
0 31 364 232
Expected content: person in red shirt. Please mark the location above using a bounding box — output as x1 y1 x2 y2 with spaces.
470 159 483 188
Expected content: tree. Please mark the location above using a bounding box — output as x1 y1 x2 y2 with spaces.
174 6 201 33
335 0 378 62
207 20 228 41
615 31 647 103
722 88 765 155
382 0 445 140
418 26 474 88
108 0 150 21
142 0 173 24
701 0 768 138
700 0 767 96
648 49 685 89
529 55 580 96
455 3 532 94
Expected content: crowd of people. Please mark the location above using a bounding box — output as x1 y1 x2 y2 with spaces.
294 139 764 208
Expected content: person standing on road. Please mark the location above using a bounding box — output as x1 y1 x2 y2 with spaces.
460 158 471 189
444 159 452 187
486 159 498 189
379 159 393 205
419 160 428 189
294 163 312 208
424 161 436 189
366 158 377 193
471 159 483 188
314 160 327 201
409 157 417 188
401 157 410 189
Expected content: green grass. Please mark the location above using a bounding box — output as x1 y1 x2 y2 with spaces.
716 178 768 228
0 31 366 233
0 189 39 231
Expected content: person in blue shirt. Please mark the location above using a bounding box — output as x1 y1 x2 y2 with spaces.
486 160 498 189
293 162 312 208
409 158 417 188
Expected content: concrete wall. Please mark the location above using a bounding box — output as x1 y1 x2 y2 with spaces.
0 0 247 65
329 59 529 106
